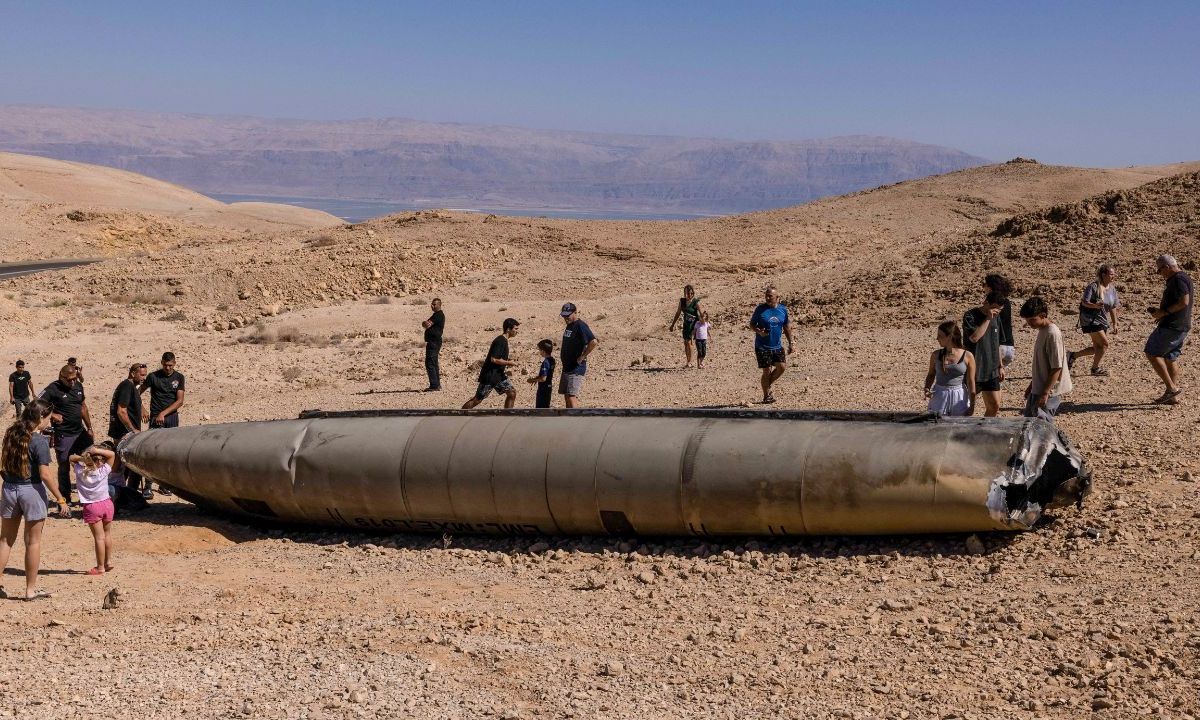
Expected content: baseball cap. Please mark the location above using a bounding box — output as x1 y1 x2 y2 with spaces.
502 317 520 331
560 302 577 317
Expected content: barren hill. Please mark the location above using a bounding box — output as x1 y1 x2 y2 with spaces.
0 151 341 259
3 157 1199 719
0 104 986 214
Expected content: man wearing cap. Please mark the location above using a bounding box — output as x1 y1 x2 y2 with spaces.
1145 253 1193 404
559 303 598 408
8 360 33 419
463 318 520 409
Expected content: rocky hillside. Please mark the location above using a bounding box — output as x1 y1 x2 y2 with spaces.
0 105 986 214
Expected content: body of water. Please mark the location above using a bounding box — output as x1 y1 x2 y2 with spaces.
211 194 715 224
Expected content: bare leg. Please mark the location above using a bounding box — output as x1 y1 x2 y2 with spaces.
89 520 106 572
462 397 482 410
103 520 114 571
1166 359 1180 388
760 368 772 400
1089 331 1108 369
0 517 20 579
23 519 44 598
981 390 1001 417
503 390 517 409
564 395 579 408
1147 355 1179 392
683 340 694 367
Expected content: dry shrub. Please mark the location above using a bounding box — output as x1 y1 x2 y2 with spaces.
305 235 338 248
282 366 302 382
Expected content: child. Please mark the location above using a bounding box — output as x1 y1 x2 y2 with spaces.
69 445 116 575
528 339 556 408
694 312 712 369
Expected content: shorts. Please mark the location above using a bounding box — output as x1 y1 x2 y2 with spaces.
976 377 1002 392
1145 326 1188 361
150 412 180 429
1022 393 1063 421
474 376 515 400
1 482 48 522
755 347 786 369
1000 345 1015 365
82 498 115 524
696 339 708 359
1080 323 1108 335
558 372 585 397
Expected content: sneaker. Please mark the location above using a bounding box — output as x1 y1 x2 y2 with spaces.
1090 367 1109 376
158 487 173 496
142 486 153 500
1067 351 1077 370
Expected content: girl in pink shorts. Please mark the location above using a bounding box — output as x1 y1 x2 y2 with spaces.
69 446 116 575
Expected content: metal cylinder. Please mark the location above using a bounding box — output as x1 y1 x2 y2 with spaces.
118 409 1090 536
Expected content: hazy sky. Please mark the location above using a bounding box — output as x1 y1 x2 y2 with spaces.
3 1 1198 166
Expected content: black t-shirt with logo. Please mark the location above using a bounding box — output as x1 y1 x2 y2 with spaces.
108 378 143 438
8 371 31 399
478 335 509 386
146 370 185 417
40 380 86 435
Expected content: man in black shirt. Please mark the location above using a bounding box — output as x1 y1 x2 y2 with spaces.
1145 254 1193 404
39 364 94 501
141 351 186 429
462 318 520 409
109 363 149 502
422 298 445 391
8 359 32 418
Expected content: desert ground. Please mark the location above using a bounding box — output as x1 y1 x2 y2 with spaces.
0 154 1197 719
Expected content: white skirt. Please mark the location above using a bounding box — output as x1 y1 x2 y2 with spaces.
928 384 970 416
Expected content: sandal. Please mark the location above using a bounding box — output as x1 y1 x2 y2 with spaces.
762 394 776 404
104 565 116 573
23 590 52 602
87 567 104 576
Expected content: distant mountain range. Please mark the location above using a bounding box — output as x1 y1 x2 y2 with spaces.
0 105 987 214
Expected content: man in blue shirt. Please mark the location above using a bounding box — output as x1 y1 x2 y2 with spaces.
559 303 598 408
749 286 794 404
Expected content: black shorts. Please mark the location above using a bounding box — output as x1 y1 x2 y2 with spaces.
474 376 514 401
682 323 696 341
755 347 786 369
977 377 1002 392
1081 323 1108 334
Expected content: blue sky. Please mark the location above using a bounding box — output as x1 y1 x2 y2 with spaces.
2 1 1197 166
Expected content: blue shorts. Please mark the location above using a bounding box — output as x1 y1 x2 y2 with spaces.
1145 326 1188 361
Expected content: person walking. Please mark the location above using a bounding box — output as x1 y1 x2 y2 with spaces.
39 364 93 503
749 286 794 404
108 363 148 502
694 311 712 370
1145 254 1193 405
463 318 520 409
0 400 71 601
923 320 976 416
963 291 1006 417
668 285 703 368
1069 265 1120 376
984 275 1017 370
8 360 32 419
422 298 445 391
1020 296 1073 420
559 303 598 408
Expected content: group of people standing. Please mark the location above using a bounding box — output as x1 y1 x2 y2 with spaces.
925 253 1192 421
0 352 186 600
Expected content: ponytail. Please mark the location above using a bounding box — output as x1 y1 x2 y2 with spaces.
2 400 50 478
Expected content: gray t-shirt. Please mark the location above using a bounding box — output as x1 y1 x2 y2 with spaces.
1031 324 1073 397
0 433 52 485
1079 282 1118 329
962 308 1000 382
